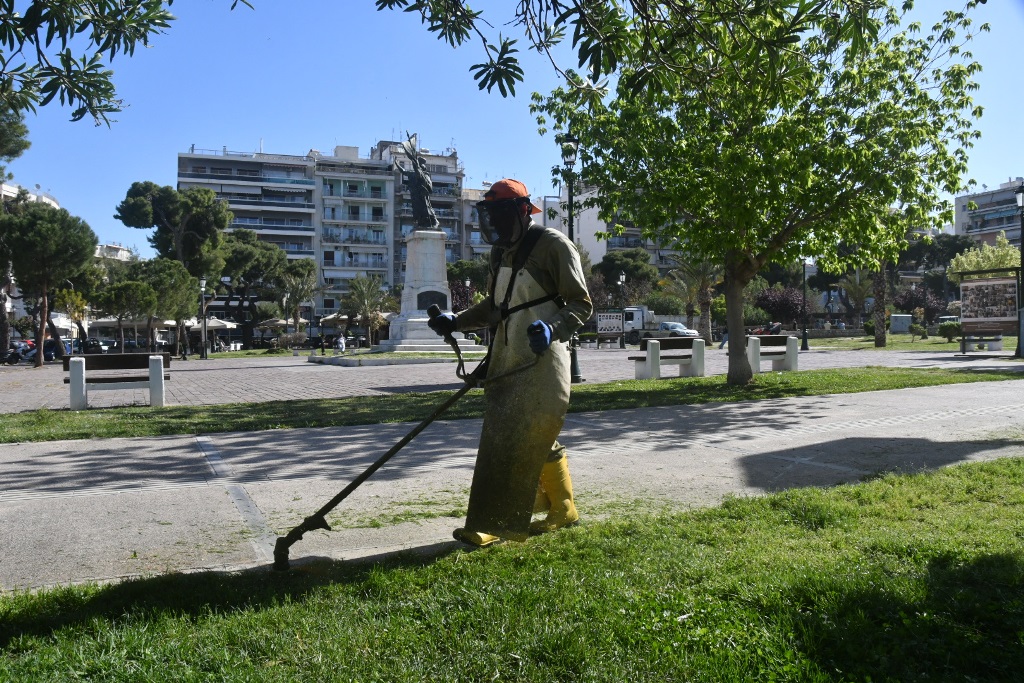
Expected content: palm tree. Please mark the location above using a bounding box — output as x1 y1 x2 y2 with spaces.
836 268 874 327
277 260 322 334
343 275 396 345
664 256 723 343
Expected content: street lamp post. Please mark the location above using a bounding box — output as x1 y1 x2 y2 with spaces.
617 271 626 348
801 259 810 351
561 132 584 383
199 277 208 360
1015 182 1024 358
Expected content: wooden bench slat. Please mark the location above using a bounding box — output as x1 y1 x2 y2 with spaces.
64 375 171 384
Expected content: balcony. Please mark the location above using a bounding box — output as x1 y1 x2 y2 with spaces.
231 217 313 231
607 237 646 249
322 230 388 245
225 197 315 211
284 248 315 257
180 171 314 186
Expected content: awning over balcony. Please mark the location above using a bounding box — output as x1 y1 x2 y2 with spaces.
221 184 262 194
266 186 310 194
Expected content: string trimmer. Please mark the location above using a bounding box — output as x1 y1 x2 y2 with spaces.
272 304 535 571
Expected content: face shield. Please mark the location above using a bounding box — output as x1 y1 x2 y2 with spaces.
477 198 528 246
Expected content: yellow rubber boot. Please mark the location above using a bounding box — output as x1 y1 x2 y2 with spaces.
453 528 501 548
529 457 579 534
533 485 550 514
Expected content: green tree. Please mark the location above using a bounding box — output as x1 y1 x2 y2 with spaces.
114 182 231 275
52 287 88 352
0 1 250 124
379 1 877 101
0 112 31 352
96 280 157 353
343 274 396 346
835 268 874 326
130 258 195 353
664 257 723 342
221 229 288 347
534 2 985 384
276 259 320 334
8 203 97 366
593 248 658 290
947 233 1020 285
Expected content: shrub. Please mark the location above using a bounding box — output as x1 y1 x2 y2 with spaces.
864 319 890 336
937 321 962 342
909 323 927 341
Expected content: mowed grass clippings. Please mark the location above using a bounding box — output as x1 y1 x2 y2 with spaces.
1 366 1021 443
2 458 1022 681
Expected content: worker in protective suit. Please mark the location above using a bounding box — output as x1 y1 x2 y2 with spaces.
428 179 593 547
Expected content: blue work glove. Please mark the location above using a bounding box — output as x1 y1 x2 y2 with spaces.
427 312 457 337
527 320 553 354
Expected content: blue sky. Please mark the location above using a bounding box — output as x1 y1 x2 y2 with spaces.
7 1 1023 258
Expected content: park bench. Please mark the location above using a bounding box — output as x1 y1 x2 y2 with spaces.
959 329 1003 354
62 353 171 410
746 335 798 374
628 337 705 379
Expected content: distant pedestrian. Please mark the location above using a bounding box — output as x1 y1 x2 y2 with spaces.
335 335 346 353
719 331 728 349
319 335 326 355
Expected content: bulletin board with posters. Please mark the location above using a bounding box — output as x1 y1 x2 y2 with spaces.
959 276 1019 334
596 312 624 337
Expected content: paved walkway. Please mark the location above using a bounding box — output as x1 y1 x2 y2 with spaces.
1 347 1022 591
1 346 1019 412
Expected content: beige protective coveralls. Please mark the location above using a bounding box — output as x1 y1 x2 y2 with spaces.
453 223 592 541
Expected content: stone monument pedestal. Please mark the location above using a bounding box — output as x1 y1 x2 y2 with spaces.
378 229 480 353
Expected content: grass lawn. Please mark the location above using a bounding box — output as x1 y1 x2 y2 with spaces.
808 333 1020 352
1 457 1021 681
2 366 1021 444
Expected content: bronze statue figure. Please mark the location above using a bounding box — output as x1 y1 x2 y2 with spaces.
401 133 439 230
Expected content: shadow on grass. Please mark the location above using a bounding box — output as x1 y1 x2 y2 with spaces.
787 552 1024 679
0 542 463 649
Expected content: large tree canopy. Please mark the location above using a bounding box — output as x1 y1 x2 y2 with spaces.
377 0 882 100
221 229 287 346
114 181 231 275
7 202 97 366
0 0 249 124
534 0 986 384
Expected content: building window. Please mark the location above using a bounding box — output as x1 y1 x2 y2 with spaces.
323 298 336 309
348 206 360 220
323 251 335 266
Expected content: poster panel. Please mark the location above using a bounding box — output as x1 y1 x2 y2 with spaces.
597 312 623 334
959 278 1019 323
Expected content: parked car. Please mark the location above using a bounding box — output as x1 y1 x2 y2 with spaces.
642 321 699 338
42 339 72 361
82 338 106 354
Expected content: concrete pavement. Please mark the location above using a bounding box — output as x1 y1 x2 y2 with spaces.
1 347 1022 591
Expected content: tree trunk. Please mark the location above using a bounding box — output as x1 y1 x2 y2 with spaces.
698 291 713 344
873 265 887 348
0 262 12 353
723 268 753 385
47 315 64 360
117 320 126 353
34 281 48 367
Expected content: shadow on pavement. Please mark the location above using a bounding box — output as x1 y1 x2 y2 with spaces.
738 436 1024 491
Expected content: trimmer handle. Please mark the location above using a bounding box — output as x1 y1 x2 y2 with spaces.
427 304 458 348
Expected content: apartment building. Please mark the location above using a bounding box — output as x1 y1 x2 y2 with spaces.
310 146 394 316
955 177 1024 246
177 146 317 260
